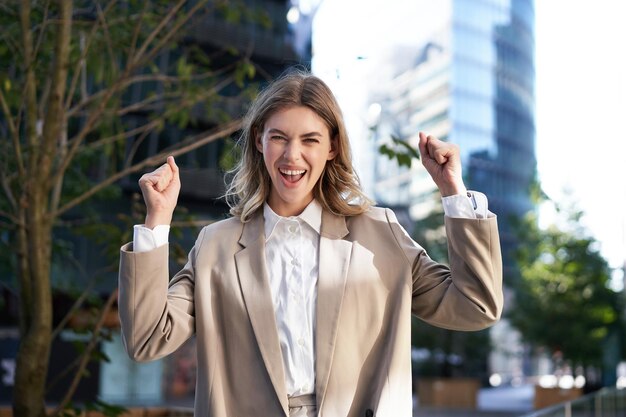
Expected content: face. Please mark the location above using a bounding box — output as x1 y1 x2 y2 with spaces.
256 105 337 217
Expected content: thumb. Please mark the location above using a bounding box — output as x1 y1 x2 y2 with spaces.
418 132 428 159
167 156 180 181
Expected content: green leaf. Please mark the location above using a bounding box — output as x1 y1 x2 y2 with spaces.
391 136 420 159
396 153 411 168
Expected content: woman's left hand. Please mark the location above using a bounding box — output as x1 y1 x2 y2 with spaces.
418 132 467 197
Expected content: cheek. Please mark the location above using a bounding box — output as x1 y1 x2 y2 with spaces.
261 144 279 172
311 151 331 170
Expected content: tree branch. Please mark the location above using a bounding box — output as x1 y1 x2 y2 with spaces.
50 126 67 213
116 73 234 117
51 0 211 198
95 1 119 79
64 1 117 111
128 0 187 67
49 259 118 342
52 119 242 218
0 89 24 177
0 26 22 64
49 289 118 417
50 67 132 193
0 219 14 229
45 351 82 395
85 118 162 151
123 124 153 169
136 0 210 68
128 0 150 61
1 172 18 214
0 210 19 226
115 90 181 117
50 281 95 342
65 63 235 118
31 0 51 68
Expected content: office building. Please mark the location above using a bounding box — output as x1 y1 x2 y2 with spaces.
367 0 535 382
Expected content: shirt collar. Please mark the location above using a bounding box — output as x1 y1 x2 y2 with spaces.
263 199 323 241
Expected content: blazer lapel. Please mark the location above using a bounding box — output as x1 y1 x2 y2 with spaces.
315 210 353 411
235 213 289 416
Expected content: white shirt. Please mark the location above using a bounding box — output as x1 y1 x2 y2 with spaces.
262 201 321 396
131 191 489 396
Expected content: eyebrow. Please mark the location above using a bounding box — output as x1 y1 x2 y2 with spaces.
267 128 323 138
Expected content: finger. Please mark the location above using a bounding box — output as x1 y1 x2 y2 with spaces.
155 165 173 192
138 173 160 190
420 134 446 165
429 141 450 165
140 164 173 192
167 156 180 182
418 132 430 160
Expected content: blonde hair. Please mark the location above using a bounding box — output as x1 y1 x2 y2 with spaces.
225 69 372 222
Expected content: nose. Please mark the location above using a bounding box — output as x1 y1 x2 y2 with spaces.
283 141 301 161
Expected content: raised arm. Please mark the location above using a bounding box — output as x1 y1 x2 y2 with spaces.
118 155 196 361
139 155 181 228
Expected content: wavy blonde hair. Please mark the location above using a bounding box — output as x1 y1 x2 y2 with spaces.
225 69 372 222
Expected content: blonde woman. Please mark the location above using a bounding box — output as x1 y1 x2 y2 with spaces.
118 69 503 417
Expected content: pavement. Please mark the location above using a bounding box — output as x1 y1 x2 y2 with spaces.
414 384 535 417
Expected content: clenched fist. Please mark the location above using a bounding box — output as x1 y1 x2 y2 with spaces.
138 156 181 229
418 132 467 197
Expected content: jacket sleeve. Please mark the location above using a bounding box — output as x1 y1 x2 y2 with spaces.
385 208 503 331
118 227 206 361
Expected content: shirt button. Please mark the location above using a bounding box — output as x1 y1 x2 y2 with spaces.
288 224 297 233
298 338 305 346
291 258 298 266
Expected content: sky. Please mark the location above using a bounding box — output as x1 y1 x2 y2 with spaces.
310 0 626 278
534 0 626 277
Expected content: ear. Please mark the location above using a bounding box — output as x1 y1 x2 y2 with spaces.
255 130 263 153
327 135 338 160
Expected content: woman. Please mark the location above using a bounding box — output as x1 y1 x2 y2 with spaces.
118 69 503 417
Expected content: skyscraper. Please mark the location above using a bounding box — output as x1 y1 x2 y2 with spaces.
371 0 536 280
366 0 536 382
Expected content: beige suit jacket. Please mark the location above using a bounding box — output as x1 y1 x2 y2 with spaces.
118 206 503 417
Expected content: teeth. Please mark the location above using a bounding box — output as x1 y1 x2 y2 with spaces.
280 169 306 176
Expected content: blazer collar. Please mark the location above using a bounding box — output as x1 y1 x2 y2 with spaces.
316 210 352 410
236 211 289 416
236 209 353 414
320 208 349 239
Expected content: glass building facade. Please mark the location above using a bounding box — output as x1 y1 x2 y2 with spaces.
372 0 536 278
453 0 536 276
368 0 535 382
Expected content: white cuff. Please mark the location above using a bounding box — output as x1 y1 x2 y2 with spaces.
442 191 490 219
133 224 170 253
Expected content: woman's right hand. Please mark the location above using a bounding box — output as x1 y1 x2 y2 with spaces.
138 156 181 229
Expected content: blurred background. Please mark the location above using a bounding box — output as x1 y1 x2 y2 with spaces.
1 0 625 416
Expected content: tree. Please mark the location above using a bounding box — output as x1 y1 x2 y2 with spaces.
0 1 268 416
508 197 625 384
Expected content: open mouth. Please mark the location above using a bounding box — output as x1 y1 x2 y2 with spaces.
279 168 306 183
